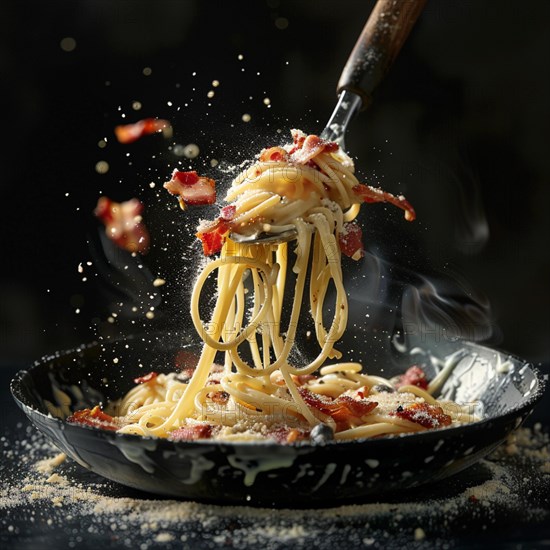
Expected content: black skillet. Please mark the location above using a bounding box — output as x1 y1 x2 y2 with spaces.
11 333 545 507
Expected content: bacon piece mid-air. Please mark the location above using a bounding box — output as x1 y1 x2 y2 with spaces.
66 406 119 431
338 222 365 260
394 365 429 390
299 388 378 430
94 196 150 254
391 402 452 429
164 170 216 209
353 183 416 221
114 118 172 144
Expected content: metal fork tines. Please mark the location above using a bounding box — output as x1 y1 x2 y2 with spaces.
319 90 362 148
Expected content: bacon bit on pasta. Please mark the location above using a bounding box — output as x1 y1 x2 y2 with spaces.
332 395 378 421
392 402 452 429
299 388 378 429
259 146 289 163
220 205 237 221
394 365 429 390
338 222 365 260
269 426 310 444
114 118 172 144
194 206 236 255
208 390 230 405
353 183 416 221
94 196 150 254
289 128 307 151
196 218 232 256
289 133 338 165
66 406 119 431
164 170 216 209
133 371 159 385
169 424 213 441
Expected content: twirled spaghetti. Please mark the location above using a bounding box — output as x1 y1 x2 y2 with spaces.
69 130 478 442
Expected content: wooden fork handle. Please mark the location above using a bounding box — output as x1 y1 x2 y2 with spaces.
337 0 427 109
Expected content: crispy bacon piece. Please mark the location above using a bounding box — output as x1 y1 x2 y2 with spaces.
338 222 365 260
133 371 158 385
259 146 289 163
289 133 339 165
193 204 238 255
94 196 150 254
299 388 378 430
391 402 452 429
196 218 232 255
331 395 378 422
169 424 213 441
394 365 429 390
114 118 172 144
164 170 216 209
66 406 119 431
353 183 416 221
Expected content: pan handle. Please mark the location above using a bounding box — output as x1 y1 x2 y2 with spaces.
337 0 427 109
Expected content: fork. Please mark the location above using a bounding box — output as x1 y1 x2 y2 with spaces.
231 0 427 245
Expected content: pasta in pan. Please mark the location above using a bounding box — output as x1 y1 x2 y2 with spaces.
69 130 477 442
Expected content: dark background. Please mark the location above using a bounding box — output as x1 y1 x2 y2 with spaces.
0 0 549 370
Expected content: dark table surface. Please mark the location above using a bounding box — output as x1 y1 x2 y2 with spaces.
1 362 549 550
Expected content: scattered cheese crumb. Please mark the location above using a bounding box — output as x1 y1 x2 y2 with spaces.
46 473 64 484
51 496 63 507
155 532 175 542
36 453 66 474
